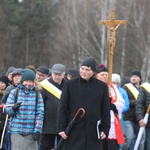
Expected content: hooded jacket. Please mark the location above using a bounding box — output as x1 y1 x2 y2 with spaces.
5 84 44 134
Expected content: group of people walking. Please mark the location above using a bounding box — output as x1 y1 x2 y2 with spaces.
0 56 149 150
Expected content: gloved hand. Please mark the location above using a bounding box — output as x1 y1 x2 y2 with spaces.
0 104 4 109
32 132 40 141
110 103 118 114
12 102 22 112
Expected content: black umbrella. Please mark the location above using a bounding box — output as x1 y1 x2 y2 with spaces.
53 108 85 150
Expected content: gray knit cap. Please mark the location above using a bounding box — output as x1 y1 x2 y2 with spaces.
6 67 16 76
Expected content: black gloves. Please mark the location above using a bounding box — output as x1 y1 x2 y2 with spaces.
12 102 22 112
32 132 40 141
110 103 118 114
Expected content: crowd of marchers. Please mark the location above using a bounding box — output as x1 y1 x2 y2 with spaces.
0 57 149 150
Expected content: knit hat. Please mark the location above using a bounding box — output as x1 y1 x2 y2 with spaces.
112 73 121 83
0 76 9 87
96 64 108 73
21 69 35 82
81 57 96 72
6 66 15 76
37 66 49 75
68 69 79 77
12 68 23 76
51 64 65 74
130 70 141 79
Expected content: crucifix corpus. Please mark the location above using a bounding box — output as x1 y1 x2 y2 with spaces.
98 9 126 84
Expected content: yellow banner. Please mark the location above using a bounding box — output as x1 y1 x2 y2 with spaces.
40 79 62 99
124 83 139 99
141 82 150 93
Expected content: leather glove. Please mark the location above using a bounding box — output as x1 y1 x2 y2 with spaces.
32 132 40 141
110 103 118 114
12 102 22 112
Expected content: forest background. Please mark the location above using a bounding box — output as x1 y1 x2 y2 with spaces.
0 0 149 81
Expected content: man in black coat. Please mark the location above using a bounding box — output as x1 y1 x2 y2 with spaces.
136 81 150 150
122 70 145 150
39 64 66 150
57 57 110 150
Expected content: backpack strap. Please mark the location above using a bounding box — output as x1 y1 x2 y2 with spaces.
14 88 19 103
10 88 19 120
35 91 39 105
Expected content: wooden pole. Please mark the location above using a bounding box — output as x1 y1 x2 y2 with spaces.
0 115 8 149
146 104 150 113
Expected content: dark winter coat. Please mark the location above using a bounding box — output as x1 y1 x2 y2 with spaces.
136 81 150 127
41 78 65 134
0 85 18 133
1 85 17 104
0 93 6 132
123 84 140 121
57 77 110 150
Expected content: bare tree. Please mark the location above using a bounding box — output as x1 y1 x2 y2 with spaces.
0 0 150 80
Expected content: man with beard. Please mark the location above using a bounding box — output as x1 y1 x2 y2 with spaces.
122 70 145 150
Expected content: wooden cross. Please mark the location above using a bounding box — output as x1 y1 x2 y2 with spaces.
98 9 126 84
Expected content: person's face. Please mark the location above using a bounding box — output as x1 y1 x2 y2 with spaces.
130 75 140 85
22 80 34 89
112 82 119 87
96 72 108 83
111 10 115 20
0 82 6 90
13 74 21 85
36 71 48 82
80 66 94 81
8 72 13 81
67 74 76 80
51 72 64 83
